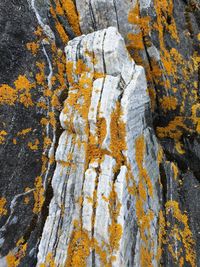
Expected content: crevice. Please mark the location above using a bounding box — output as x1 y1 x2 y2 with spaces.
113 0 120 31
89 0 97 31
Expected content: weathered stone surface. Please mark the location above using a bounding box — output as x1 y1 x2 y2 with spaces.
0 0 72 265
37 27 162 266
0 0 199 266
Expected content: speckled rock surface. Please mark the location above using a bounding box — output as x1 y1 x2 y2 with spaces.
0 0 199 266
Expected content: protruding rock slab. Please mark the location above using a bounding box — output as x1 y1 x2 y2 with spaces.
37 27 162 266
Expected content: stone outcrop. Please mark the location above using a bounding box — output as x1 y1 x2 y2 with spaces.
37 27 161 267
0 0 199 266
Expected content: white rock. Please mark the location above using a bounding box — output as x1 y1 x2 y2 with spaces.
37 27 161 267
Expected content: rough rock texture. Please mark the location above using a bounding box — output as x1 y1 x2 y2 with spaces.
37 27 161 266
0 0 199 266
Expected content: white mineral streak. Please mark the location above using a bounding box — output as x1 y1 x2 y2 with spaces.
37 27 161 266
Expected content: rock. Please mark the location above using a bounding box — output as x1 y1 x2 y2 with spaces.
0 0 199 266
37 27 162 266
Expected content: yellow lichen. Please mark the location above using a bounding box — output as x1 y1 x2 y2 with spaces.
171 162 179 180
165 201 196 266
55 21 69 43
6 238 27 267
135 135 153 197
108 187 122 256
28 139 40 151
134 135 155 266
0 197 7 216
14 75 35 107
175 141 185 154
156 117 189 140
0 84 17 105
26 42 39 55
33 176 45 214
110 102 127 171
0 130 7 145
66 228 91 267
60 0 81 36
160 96 178 111
17 128 32 136
40 252 56 267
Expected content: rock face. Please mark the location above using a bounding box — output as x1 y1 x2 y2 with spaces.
37 27 161 266
0 0 199 266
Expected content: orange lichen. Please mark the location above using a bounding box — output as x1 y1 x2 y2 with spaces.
14 75 33 91
13 138 17 145
55 21 69 43
60 0 81 36
108 223 122 252
14 75 35 107
6 238 27 267
127 32 144 50
36 61 46 86
37 101 48 110
17 128 32 136
49 112 57 128
6 253 16 267
128 3 151 36
0 130 7 145
165 201 196 267
0 197 7 216
66 228 91 267
160 96 178 111
175 141 185 154
0 84 17 105
108 187 122 256
134 135 155 266
26 42 39 55
28 139 40 150
33 176 45 214
43 137 52 150
24 196 30 205
156 117 189 139
191 103 200 134
171 162 179 180
157 210 166 261
135 135 153 197
110 102 127 170
40 252 56 267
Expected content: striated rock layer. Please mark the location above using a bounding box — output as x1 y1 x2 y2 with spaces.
37 27 162 266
